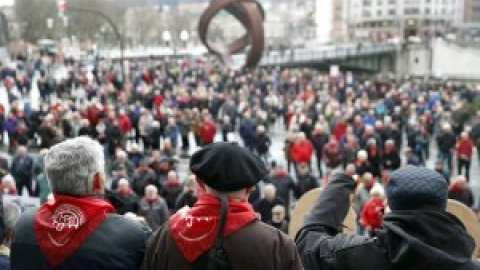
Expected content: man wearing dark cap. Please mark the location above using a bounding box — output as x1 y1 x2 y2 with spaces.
142 142 302 270
296 166 479 270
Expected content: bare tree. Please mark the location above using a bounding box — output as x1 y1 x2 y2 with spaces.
125 7 160 46
15 0 126 44
15 0 57 42
67 0 126 42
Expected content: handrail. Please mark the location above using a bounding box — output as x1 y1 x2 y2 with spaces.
259 43 397 65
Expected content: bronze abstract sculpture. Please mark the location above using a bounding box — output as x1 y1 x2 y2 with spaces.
198 0 265 68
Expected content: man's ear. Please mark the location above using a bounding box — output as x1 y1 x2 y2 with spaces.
92 172 105 194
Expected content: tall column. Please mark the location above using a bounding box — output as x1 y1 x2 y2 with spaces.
315 0 333 44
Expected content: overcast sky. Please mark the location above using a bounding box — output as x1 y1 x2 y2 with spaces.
0 0 13 7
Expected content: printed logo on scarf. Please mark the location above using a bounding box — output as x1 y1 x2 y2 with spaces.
176 211 216 242
52 204 86 231
48 204 86 247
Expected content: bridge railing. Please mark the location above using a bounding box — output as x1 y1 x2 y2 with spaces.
259 43 398 66
98 43 398 66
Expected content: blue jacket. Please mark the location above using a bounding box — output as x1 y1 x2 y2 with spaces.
239 119 257 142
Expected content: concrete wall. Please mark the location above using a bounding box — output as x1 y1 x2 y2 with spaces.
395 44 431 78
398 39 480 80
432 39 480 79
406 46 431 77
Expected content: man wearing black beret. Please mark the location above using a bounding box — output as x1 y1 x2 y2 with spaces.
142 142 302 270
296 165 479 270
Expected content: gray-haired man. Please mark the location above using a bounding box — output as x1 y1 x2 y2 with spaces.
11 137 151 270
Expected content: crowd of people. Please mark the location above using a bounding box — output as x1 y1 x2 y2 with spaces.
0 53 477 267
0 55 479 222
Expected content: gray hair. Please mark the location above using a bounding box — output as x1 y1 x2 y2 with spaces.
3 202 21 230
264 184 276 198
118 178 130 187
145 185 158 195
45 137 105 197
16 146 27 156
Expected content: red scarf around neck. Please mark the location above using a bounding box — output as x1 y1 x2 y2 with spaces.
169 194 258 262
34 195 115 267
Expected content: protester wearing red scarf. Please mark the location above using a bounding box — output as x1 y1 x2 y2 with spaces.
199 115 217 146
143 142 302 270
11 137 150 270
361 197 385 232
290 133 314 164
170 194 258 262
35 195 115 266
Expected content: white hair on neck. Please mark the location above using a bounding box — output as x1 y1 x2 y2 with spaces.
45 136 105 197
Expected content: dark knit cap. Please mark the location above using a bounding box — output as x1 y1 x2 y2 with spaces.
387 166 448 211
189 142 268 192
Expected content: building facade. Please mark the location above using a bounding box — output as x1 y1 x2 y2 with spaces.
315 0 350 44
174 0 317 50
347 0 465 41
464 0 480 22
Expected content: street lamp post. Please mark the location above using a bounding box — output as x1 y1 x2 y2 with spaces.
180 30 190 48
46 18 54 39
162 30 172 46
67 7 126 87
162 30 173 55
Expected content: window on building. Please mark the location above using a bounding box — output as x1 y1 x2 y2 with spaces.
377 9 382 16
363 0 372 6
425 8 431 14
363 10 371 17
389 9 396 15
378 0 383 5
388 0 396 4
404 8 420 15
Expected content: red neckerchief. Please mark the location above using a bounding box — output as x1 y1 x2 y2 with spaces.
147 196 160 204
169 194 257 263
274 170 289 178
384 146 395 155
34 195 115 267
167 179 180 187
117 187 134 196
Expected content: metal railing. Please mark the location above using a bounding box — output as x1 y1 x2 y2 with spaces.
98 43 398 67
259 43 397 66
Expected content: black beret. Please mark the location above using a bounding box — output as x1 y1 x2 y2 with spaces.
189 142 268 192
